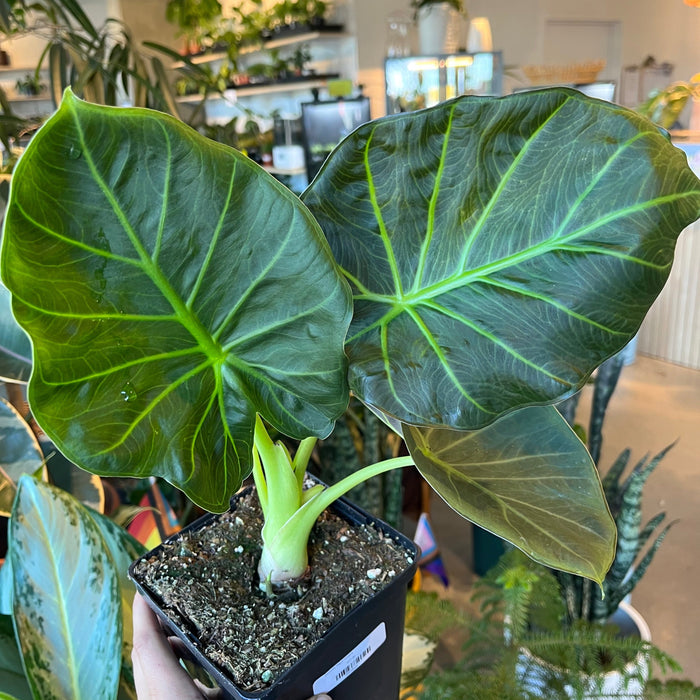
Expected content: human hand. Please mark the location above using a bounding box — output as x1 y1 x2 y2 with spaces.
132 593 331 700
132 592 217 699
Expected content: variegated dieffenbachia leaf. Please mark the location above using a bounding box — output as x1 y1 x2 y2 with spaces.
89 509 145 700
9 476 122 700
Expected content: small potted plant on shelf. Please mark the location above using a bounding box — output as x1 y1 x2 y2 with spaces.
2 87 700 699
165 0 223 55
14 72 46 97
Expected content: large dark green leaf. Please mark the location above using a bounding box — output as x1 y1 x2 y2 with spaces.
404 405 616 583
0 282 31 383
303 89 700 430
0 398 45 517
9 476 122 700
1 90 352 511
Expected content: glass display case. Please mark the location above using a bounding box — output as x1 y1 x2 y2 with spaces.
385 51 503 114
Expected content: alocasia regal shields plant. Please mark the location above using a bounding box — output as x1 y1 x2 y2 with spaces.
2 87 700 597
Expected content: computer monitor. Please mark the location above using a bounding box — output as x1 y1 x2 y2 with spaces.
301 97 371 182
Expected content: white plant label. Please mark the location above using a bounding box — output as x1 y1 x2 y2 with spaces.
312 621 387 694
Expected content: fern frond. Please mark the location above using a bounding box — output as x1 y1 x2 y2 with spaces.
405 590 469 642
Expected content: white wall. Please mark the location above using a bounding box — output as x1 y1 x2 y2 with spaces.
357 0 700 116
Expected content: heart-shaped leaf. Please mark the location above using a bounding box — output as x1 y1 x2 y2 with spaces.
303 89 700 429
1 91 352 511
404 405 616 583
9 476 122 700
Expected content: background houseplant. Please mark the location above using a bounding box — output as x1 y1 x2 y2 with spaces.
555 351 676 627
0 0 180 117
405 555 700 699
637 74 700 130
2 87 700 694
0 286 147 700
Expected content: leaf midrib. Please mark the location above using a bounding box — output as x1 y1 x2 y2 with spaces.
69 101 225 365
355 95 683 312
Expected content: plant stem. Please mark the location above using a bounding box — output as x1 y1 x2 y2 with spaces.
257 452 414 586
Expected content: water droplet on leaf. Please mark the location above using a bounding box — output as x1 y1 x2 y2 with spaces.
67 144 82 159
120 382 138 402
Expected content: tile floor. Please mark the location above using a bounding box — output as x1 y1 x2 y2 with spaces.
425 354 700 684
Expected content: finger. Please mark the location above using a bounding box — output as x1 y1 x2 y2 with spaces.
193 678 225 698
132 593 205 699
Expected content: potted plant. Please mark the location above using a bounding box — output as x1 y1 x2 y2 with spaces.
529 337 679 697
554 347 675 625
515 444 677 699
0 0 181 118
2 87 700 697
406 555 698 700
410 0 465 54
165 0 223 54
14 73 46 97
637 73 700 130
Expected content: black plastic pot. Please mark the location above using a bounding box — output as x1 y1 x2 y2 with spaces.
130 488 418 700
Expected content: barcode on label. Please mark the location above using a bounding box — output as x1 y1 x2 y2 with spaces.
312 622 386 694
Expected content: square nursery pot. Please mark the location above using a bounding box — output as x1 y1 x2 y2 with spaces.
129 484 418 700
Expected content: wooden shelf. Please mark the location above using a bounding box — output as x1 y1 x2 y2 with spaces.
7 95 52 103
0 65 42 73
175 78 330 103
264 165 306 176
171 30 348 68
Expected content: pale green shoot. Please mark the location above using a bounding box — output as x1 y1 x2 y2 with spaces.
252 415 413 588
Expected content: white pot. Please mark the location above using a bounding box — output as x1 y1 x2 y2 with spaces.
416 3 463 55
516 602 651 700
